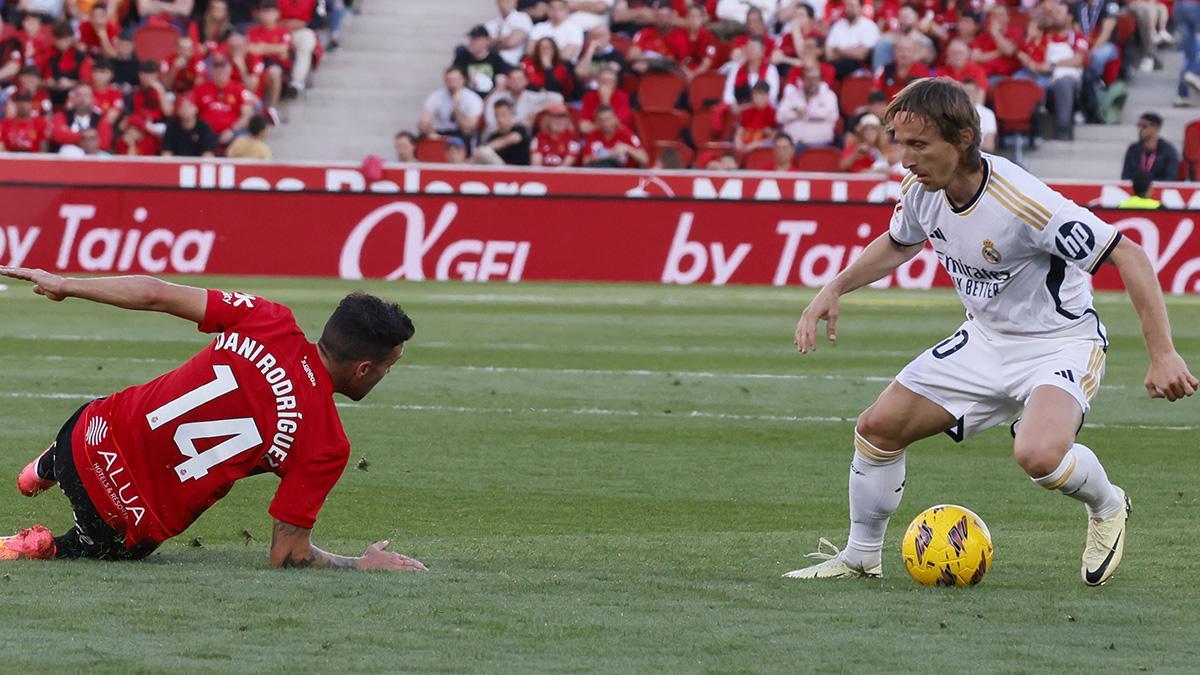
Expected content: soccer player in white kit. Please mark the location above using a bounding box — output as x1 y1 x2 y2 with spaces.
786 78 1197 586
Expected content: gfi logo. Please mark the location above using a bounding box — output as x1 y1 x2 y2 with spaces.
1055 221 1095 260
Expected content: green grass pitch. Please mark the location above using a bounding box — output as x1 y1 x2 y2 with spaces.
1 277 1198 672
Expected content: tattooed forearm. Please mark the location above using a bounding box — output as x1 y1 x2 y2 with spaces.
280 546 359 570
271 519 360 570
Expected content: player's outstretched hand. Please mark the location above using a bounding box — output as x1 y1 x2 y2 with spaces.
0 266 69 301
1144 352 1199 401
357 540 428 572
795 288 839 353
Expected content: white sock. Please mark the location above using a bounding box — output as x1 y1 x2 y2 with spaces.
843 431 906 568
1032 443 1123 518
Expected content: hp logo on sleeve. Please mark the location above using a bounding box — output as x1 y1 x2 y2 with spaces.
1054 221 1095 260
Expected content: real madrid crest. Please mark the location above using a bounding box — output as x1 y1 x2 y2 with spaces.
981 240 1002 264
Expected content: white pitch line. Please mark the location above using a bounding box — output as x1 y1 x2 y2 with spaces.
1 391 1193 430
4 354 1141 391
6 334 918 357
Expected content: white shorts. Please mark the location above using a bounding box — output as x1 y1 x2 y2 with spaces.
895 321 1107 442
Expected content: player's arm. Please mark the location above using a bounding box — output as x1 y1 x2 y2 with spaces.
269 519 428 571
0 267 206 323
1105 237 1199 401
795 232 923 353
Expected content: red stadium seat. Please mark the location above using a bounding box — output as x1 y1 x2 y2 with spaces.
794 147 842 172
637 71 687 110
693 141 735 168
610 34 633 57
635 109 689 146
134 24 183 63
415 137 447 163
652 140 694 168
620 71 640 95
838 75 874 118
688 71 726 112
992 77 1044 166
1116 12 1136 47
1184 119 1200 180
740 146 776 170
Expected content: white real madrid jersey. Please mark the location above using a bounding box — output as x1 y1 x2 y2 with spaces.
889 153 1121 342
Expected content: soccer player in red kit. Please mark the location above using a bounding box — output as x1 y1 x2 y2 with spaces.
0 268 427 572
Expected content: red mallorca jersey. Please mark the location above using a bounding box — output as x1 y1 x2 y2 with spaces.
71 290 351 549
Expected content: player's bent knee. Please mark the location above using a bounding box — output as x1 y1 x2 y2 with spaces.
1012 436 1071 477
854 408 906 456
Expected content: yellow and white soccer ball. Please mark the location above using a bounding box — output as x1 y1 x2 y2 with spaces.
901 504 994 587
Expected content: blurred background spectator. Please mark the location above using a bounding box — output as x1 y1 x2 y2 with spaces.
227 111 270 157
394 129 417 162
1121 111 1179 180
1118 170 1162 208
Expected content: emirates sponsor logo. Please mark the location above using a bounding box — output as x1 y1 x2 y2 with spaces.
85 416 108 446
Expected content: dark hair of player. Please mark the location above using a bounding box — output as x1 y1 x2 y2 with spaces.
884 77 982 172
319 292 415 364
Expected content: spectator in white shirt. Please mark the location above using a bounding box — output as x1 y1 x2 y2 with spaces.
776 63 839 149
715 0 779 24
483 67 564 136
564 0 615 33
963 79 996 153
529 0 585 61
487 0 536 66
723 38 780 105
824 0 879 78
418 67 485 138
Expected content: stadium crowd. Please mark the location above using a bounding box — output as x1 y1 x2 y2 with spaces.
401 0 1194 174
0 0 348 157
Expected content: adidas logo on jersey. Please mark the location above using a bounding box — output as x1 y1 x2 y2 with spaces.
930 228 947 242
1055 370 1075 382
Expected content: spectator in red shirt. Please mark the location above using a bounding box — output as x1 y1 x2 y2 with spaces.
730 7 776 64
838 112 886 172
523 37 576 100
165 35 208 95
79 4 119 59
629 0 677 70
273 0 319 96
1015 0 1087 140
115 113 160 155
43 21 92 108
771 131 796 171
5 14 49 80
131 59 173 131
580 64 632 134
581 104 648 167
666 3 718 80
735 80 776 150
530 101 581 167
51 83 113 151
190 0 235 56
0 90 47 152
4 66 52 119
139 0 196 30
873 35 931 100
971 4 1022 80
773 5 822 78
247 1 293 110
937 38 987 92
89 59 125 126
225 33 265 96
191 55 256 144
